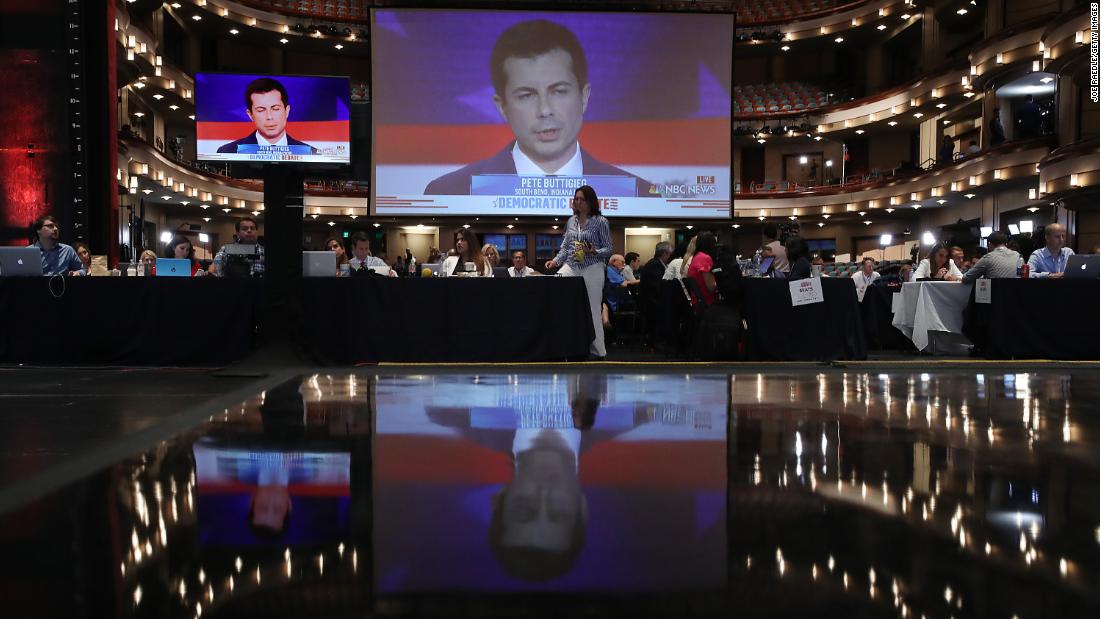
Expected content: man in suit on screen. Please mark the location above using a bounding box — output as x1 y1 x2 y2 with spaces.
217 77 319 155
424 20 652 197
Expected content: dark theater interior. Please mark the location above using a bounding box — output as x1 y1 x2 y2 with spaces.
3 0 1100 617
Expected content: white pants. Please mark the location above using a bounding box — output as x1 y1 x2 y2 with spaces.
559 262 606 357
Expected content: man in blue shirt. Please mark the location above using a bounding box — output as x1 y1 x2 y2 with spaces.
605 254 639 313
1028 223 1074 278
28 214 84 276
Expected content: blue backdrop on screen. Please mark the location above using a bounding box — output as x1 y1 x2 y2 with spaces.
372 10 731 124
195 73 351 122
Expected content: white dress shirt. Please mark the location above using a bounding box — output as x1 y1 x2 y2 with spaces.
914 258 963 280
441 255 493 277
255 131 288 147
512 142 583 176
507 266 537 277
851 270 880 288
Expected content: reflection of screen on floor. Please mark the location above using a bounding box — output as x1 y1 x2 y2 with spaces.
371 9 732 218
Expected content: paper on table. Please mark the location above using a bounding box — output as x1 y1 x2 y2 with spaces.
790 277 825 306
975 279 991 304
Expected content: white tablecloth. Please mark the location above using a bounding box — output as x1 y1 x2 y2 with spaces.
891 281 972 351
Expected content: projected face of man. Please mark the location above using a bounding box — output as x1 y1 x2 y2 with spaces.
494 49 591 174
499 431 585 553
251 485 291 532
247 90 290 144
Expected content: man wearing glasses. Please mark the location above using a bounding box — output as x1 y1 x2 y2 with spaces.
28 214 85 276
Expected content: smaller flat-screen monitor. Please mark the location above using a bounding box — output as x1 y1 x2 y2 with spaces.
195 73 351 164
483 234 507 254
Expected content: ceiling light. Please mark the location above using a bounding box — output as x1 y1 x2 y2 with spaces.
864 220 872 225
963 92 975 98
169 104 179 110
789 215 797 220
133 111 145 117
334 44 343 50
328 221 335 227
877 24 887 31
912 204 921 209
280 38 289 44
222 208 231 213
781 45 790 51
886 208 895 213
799 155 808 164
170 2 180 7
855 129 865 135
686 225 694 230
937 199 947 204
202 217 211 222
1027 206 1040 212
191 15 201 21
461 224 470 229
880 234 893 245
133 82 145 89
913 112 924 118
372 223 381 228
943 120 951 125
252 211 260 216
758 216 766 221
822 214 831 219
140 189 152 195
757 138 766 144
818 222 825 227
936 103 947 108
349 215 358 219
901 13 911 19
1040 77 1054 84
188 115 195 120
200 204 210 209
957 8 968 14
152 94 164 100
416 223 425 228
858 211 866 216
834 37 844 43
310 214 319 219
552 225 559 230
230 29 239 35
161 195 171 200
965 193 976 199
813 136 822 141
887 121 898 126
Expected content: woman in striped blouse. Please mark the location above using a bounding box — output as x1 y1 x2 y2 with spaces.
546 185 613 360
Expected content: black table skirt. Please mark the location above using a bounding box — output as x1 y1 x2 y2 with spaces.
0 277 257 366
301 276 594 363
965 279 1100 359
861 285 915 351
742 278 867 361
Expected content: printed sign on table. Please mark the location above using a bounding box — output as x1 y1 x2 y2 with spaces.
789 278 825 306
975 279 992 304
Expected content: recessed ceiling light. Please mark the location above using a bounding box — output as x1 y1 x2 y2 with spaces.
230 29 239 35
140 189 152 195
964 193 976 199
202 217 211 222
180 201 189 206
252 211 260 216
957 8 968 15
789 215 798 220
133 82 145 89
507 224 514 229
886 208 895 213
757 138 766 144
200 204 210 209
222 208 231 213
855 129 865 134
822 214 831 219
169 104 179 110
834 37 844 43
191 15 201 21
963 92 975 98
864 220 873 225
133 111 145 117
170 2 180 7
310 214 319 219
877 24 887 31
901 13 911 19
818 222 825 227
888 121 898 126
943 120 952 125
813 136 822 141
334 44 343 50
936 103 947 108
1027 206 1040 212
153 94 164 100
552 225 559 230
913 112 924 118
1040 77 1054 84
161 195 171 200
372 223 381 228
327 221 335 227
757 215 766 221
781 45 790 51
280 38 288 44
188 115 195 120
912 204 921 209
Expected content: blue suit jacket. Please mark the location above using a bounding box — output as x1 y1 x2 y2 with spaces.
216 133 319 154
424 142 653 197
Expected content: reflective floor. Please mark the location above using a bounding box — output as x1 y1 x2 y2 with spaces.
3 370 1100 618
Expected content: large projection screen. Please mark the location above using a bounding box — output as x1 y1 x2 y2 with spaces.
371 10 732 218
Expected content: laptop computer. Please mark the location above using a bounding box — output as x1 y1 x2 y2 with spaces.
1064 254 1100 279
303 251 337 277
156 258 191 277
0 247 43 276
492 266 509 279
423 263 443 277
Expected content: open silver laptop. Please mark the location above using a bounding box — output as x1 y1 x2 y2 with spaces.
302 251 337 277
0 247 43 276
423 263 443 277
1064 254 1100 279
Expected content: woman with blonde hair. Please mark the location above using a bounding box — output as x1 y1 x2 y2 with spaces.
482 243 501 267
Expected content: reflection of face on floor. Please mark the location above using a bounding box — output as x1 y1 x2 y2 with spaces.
489 431 588 581
250 485 292 537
